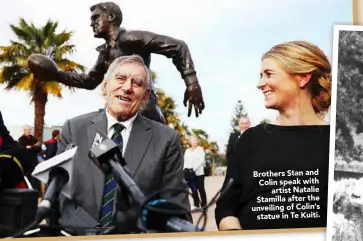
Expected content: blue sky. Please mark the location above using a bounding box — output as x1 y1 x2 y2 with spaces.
0 0 353 151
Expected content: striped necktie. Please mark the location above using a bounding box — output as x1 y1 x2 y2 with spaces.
99 123 125 227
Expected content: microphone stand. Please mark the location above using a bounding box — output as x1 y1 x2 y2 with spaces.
89 139 200 234
11 144 77 238
9 143 125 238
12 183 72 238
46 197 63 236
106 158 146 234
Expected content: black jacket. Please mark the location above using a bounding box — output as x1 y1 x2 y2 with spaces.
226 132 240 161
0 111 17 151
43 138 58 160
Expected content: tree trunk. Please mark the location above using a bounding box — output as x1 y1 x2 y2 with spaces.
33 81 48 142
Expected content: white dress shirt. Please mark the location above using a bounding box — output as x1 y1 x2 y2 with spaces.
105 109 138 155
184 146 206 176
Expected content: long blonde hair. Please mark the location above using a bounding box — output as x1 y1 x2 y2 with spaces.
262 41 331 116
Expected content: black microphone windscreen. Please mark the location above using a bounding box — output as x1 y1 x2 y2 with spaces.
142 200 190 232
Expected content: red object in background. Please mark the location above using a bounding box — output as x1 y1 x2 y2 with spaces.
44 138 56 145
15 180 27 189
0 135 3 148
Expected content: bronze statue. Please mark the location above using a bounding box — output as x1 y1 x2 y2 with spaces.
28 2 205 123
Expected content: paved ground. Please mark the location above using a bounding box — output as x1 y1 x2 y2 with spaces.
190 175 225 231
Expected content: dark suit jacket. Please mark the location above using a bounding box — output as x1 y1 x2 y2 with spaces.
0 111 17 151
226 132 240 161
56 110 190 234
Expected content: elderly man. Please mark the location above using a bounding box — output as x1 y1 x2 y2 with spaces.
56 55 190 234
18 125 41 152
17 125 42 193
226 116 250 162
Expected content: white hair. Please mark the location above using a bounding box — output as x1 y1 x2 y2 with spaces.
104 55 152 89
23 125 32 130
190 135 200 144
239 116 250 122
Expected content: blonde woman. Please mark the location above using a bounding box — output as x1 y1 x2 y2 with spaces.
184 135 207 209
215 41 331 230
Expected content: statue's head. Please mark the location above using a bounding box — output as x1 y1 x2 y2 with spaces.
90 2 123 38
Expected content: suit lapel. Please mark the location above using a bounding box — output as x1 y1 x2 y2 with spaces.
87 110 108 213
123 115 152 178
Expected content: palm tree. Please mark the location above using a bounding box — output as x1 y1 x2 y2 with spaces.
0 19 84 140
176 122 192 151
152 71 179 126
156 88 179 125
151 72 193 151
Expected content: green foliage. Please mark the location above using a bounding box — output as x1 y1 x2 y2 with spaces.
0 18 84 140
335 30 363 161
214 153 227 166
230 100 248 133
155 83 226 168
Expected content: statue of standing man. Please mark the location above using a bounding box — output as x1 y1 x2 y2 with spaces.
28 2 205 123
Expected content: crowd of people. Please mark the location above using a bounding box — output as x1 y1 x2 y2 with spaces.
0 123 61 195
0 39 332 234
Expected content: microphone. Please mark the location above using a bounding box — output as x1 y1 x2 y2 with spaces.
89 135 200 233
0 145 38 190
34 167 69 223
31 144 77 223
141 200 201 232
89 136 144 204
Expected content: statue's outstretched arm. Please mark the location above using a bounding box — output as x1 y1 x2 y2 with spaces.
124 30 205 117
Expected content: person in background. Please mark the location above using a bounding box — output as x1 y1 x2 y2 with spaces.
226 116 250 162
18 125 42 194
0 112 37 189
184 135 207 210
43 129 61 160
215 41 331 230
18 125 41 154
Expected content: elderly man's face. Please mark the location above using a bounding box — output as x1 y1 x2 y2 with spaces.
104 61 150 119
239 118 250 131
24 127 32 136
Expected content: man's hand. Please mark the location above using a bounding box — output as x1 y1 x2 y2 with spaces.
183 75 205 117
